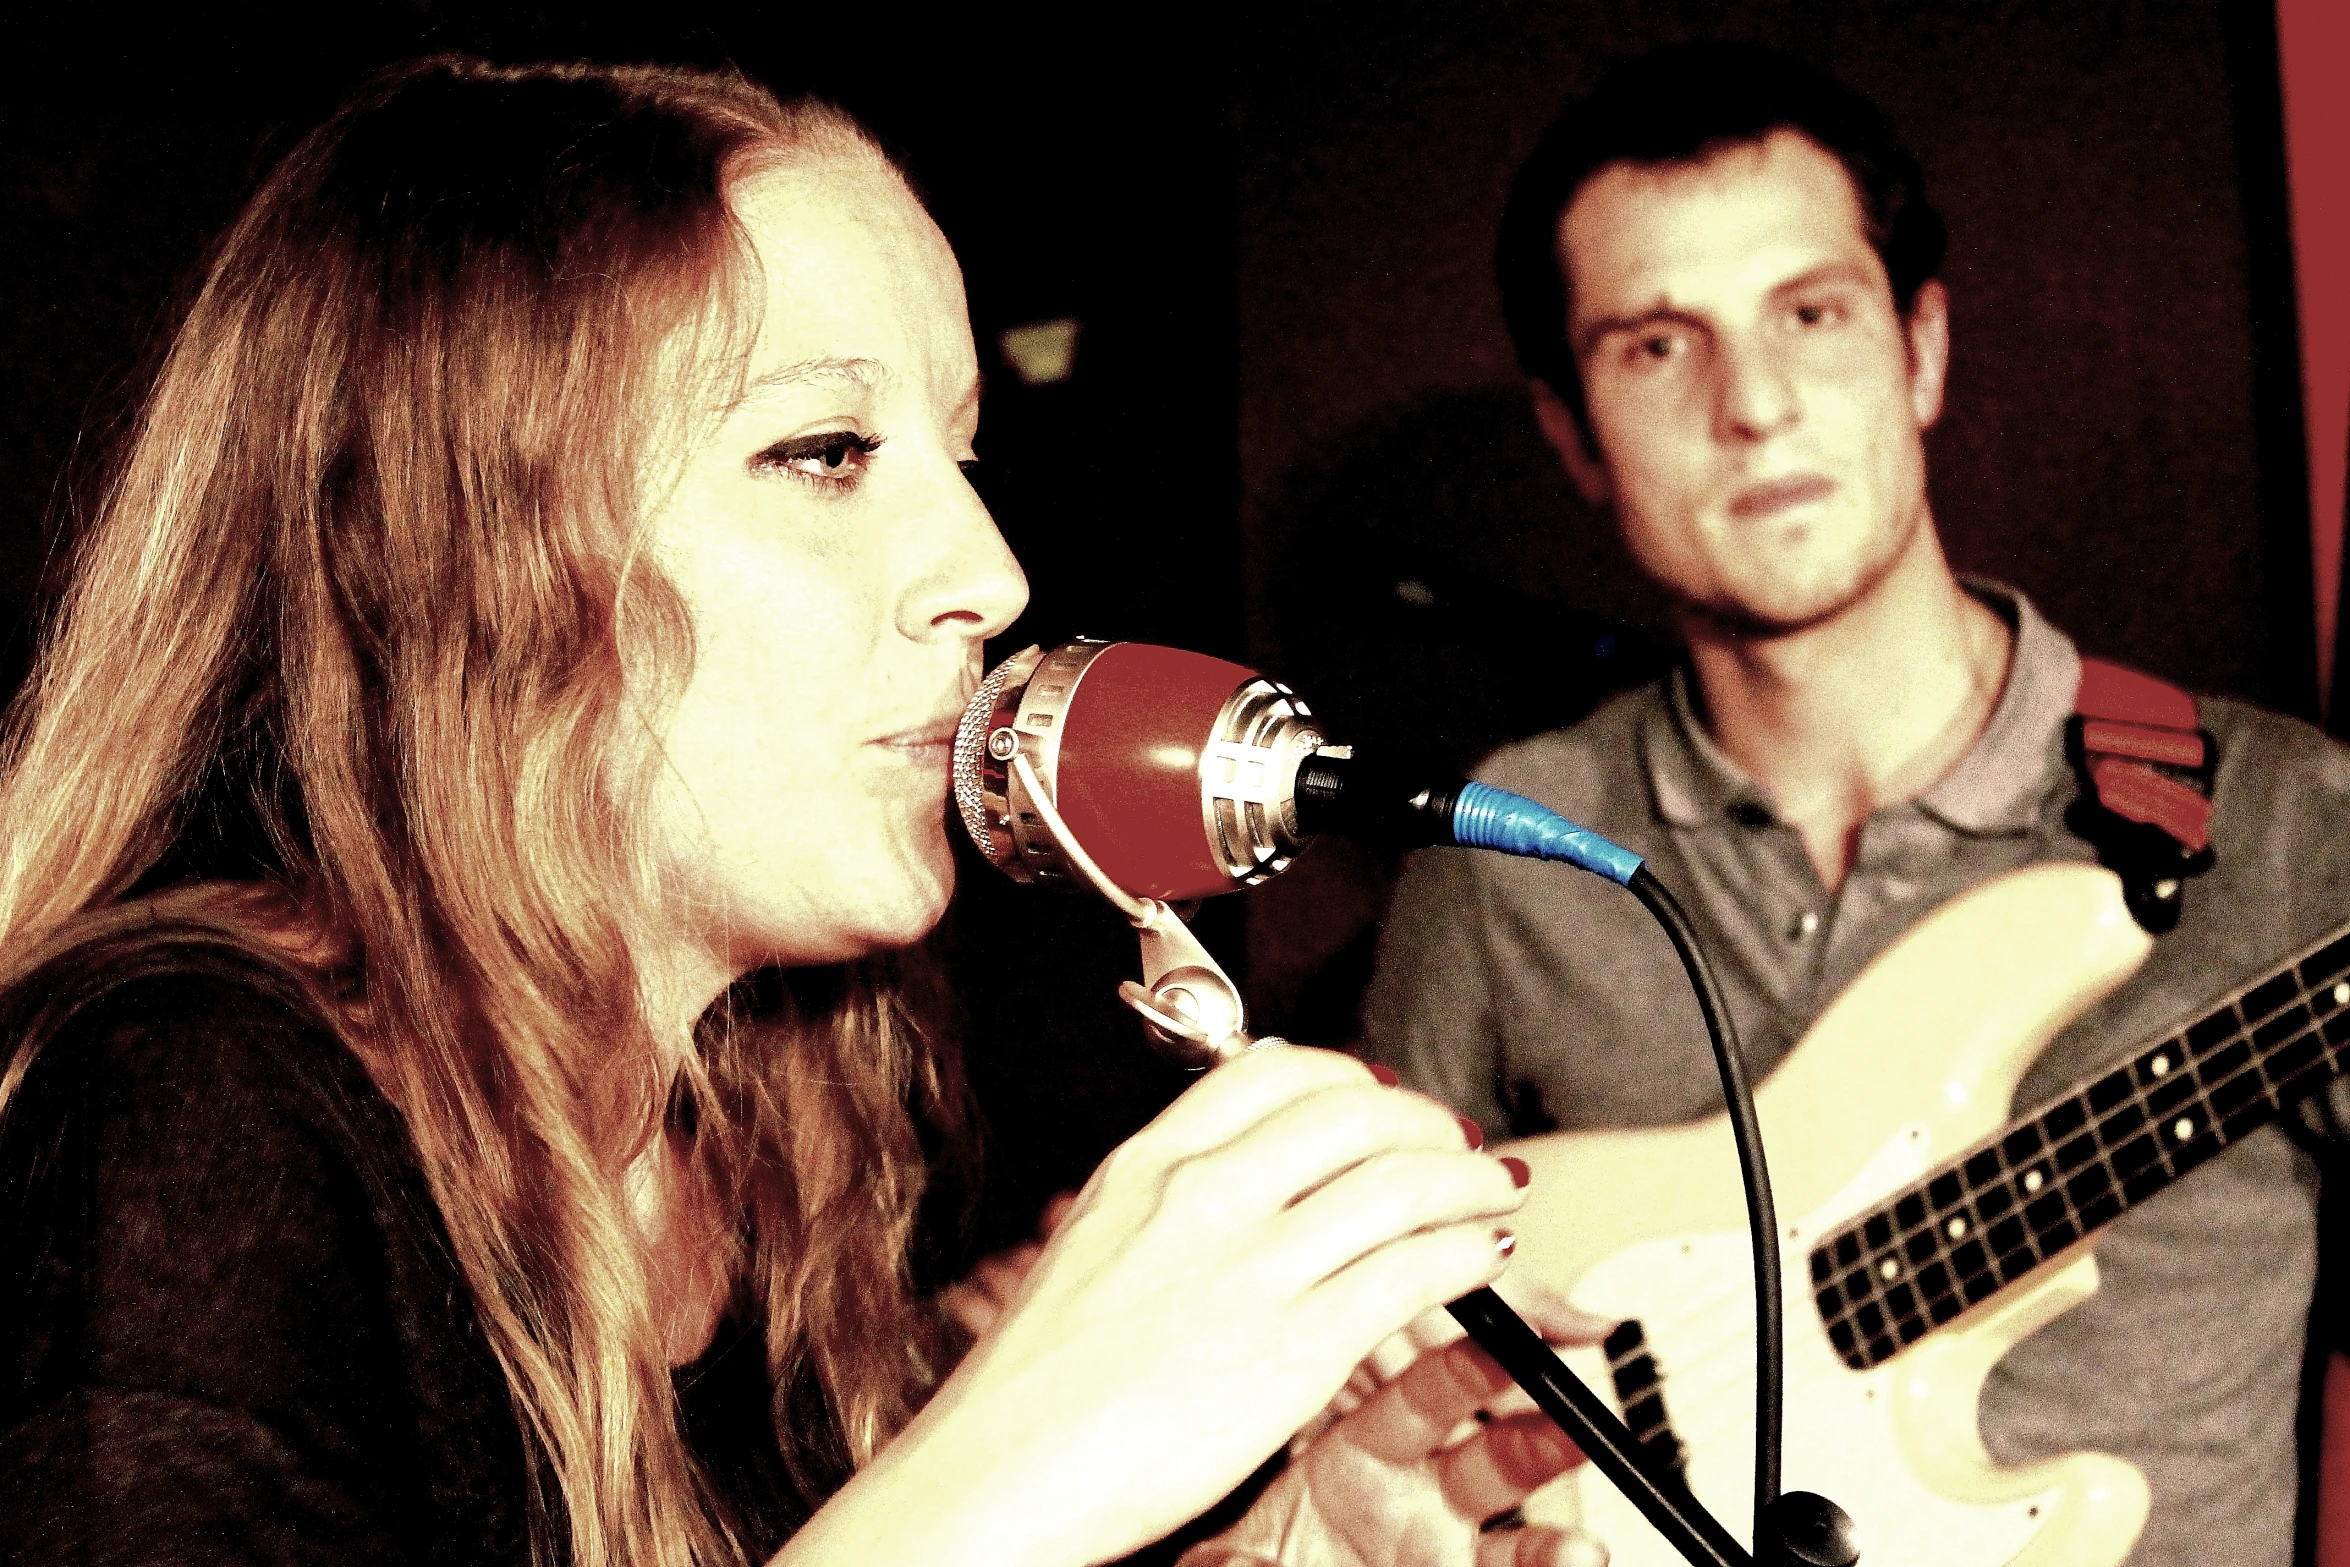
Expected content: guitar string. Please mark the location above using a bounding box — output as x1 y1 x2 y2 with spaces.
1613 995 2350 1421
1824 1025 2345 1361
1561 1036 2345 1460
1819 973 2350 1361
1586 1000 2350 1474
1831 944 2350 1316
1557 930 2350 1472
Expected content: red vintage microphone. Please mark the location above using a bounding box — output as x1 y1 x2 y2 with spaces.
951 639 1327 1064
950 639 1850 1567
952 638 1645 1064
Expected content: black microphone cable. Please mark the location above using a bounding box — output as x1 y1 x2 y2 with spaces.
1300 765 1792 1560
1626 864 1781 1527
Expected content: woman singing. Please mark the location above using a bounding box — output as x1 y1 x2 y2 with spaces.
0 57 1587 1567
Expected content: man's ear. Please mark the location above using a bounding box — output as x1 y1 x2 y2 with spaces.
1905 279 1950 432
1530 379 1612 508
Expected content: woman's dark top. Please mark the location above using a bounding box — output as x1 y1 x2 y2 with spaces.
0 924 807 1565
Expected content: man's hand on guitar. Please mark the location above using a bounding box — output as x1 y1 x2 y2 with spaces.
1182 1333 1603 1567
1332 1276 1616 1425
936 1191 1078 1347
1184 1282 1610 1567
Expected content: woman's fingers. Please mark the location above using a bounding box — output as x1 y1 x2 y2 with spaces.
1303 1215 1522 1355
1118 1044 1392 1165
1195 1079 1484 1221
1272 1146 1524 1295
1083 1045 1510 1260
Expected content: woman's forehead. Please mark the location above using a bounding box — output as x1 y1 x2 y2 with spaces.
726 153 969 380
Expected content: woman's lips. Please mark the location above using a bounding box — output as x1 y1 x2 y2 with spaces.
1729 473 1836 520
871 715 961 767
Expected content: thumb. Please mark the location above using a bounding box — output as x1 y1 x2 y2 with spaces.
1490 1271 1614 1347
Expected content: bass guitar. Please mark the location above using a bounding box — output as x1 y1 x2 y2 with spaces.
1507 862 2350 1566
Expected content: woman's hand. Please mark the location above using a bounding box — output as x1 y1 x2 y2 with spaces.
784 1046 1528 1567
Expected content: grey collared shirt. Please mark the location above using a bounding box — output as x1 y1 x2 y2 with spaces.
1362 586 2350 1567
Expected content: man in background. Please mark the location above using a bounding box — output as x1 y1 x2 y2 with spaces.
1361 41 2350 1565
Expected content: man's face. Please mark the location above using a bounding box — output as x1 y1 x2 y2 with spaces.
1546 129 1948 636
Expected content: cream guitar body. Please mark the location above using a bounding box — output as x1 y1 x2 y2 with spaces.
1508 863 2187 1567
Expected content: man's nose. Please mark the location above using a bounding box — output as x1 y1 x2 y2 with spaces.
1713 332 1799 441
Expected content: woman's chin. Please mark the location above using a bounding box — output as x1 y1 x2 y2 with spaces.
758 860 956 968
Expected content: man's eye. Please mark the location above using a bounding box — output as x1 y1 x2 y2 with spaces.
752 431 883 487
1792 300 1844 328
1629 332 1683 365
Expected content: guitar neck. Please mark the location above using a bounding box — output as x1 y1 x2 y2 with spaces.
1811 920 2350 1372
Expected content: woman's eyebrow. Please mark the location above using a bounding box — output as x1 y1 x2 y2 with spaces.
731 355 889 408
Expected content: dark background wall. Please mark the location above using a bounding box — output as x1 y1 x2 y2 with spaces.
0 0 2318 1290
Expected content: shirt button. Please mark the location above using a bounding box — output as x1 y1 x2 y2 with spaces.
1790 911 1821 940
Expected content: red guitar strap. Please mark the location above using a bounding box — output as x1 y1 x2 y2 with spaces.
2066 658 2217 934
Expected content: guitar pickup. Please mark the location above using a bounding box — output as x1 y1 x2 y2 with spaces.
1603 1318 1690 1486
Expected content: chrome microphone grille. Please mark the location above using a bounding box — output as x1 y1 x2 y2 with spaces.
952 657 1015 857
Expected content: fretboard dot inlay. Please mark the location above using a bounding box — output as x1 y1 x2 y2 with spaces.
1811 917 2350 1373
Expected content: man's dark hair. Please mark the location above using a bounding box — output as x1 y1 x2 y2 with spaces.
1497 41 1947 435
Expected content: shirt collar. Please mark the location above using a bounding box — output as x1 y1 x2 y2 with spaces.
1639 580 2078 836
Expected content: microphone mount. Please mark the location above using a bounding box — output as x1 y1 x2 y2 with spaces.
1004 746 1262 1069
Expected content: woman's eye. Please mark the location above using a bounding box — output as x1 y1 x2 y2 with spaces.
752 430 883 487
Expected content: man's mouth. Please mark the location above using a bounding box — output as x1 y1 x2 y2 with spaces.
1728 474 1836 520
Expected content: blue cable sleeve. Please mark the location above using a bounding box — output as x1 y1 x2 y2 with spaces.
1450 781 1645 885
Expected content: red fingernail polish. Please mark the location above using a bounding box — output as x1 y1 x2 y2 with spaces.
1457 1115 1485 1151
1496 1230 1517 1257
1366 1062 1399 1087
1501 1155 1530 1188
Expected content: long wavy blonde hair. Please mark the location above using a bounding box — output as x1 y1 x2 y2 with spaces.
0 55 966 1567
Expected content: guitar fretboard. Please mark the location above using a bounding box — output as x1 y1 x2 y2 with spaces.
1810 922 2350 1371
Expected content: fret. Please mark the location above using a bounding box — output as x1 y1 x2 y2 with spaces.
1812 917 2350 1371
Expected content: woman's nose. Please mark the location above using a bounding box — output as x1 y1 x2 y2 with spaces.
897 466 1029 643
